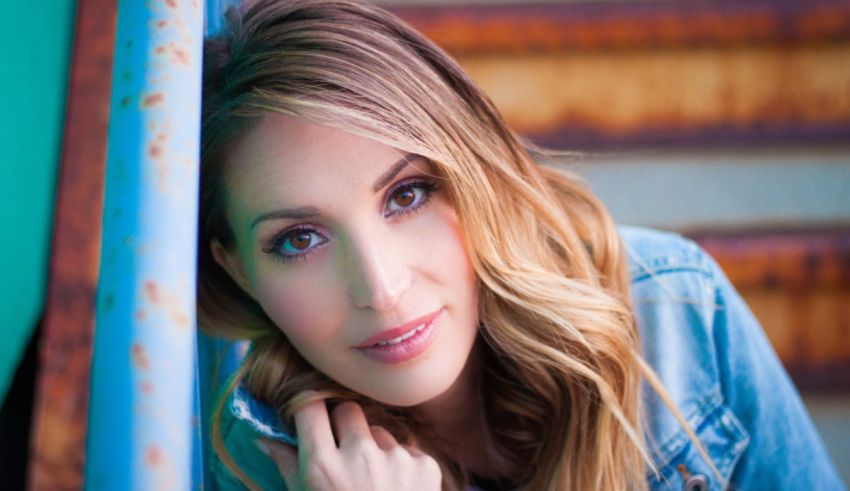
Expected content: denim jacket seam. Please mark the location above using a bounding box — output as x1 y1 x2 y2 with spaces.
627 244 713 285
652 389 725 476
713 409 750 478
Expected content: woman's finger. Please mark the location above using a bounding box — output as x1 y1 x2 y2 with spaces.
293 398 335 456
257 439 301 490
330 401 373 447
369 425 398 451
401 444 425 457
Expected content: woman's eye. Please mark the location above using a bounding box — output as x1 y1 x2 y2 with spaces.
384 179 439 217
264 228 328 262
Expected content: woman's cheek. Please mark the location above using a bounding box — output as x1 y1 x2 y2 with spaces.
429 206 475 282
254 274 345 342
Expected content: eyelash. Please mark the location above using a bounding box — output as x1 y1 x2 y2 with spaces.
262 177 441 263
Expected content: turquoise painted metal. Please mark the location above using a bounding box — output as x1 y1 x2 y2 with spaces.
85 0 204 489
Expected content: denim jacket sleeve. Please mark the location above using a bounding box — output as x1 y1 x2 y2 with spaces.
622 226 846 491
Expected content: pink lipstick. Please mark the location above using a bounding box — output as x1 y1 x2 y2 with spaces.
353 308 442 364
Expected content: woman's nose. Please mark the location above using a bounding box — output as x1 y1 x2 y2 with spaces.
343 231 411 312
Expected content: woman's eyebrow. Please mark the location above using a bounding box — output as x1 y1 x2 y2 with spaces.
371 153 418 192
250 205 322 229
250 153 419 230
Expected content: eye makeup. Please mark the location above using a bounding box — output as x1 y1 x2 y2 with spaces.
261 175 442 264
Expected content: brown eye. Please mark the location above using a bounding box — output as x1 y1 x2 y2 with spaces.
290 232 312 250
393 187 416 207
383 179 439 217
264 227 329 262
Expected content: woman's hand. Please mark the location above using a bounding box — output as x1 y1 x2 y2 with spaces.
258 399 442 490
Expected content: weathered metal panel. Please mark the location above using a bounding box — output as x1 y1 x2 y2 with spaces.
27 0 116 489
84 0 204 489
392 1 850 147
393 0 850 54
456 44 850 148
693 230 850 392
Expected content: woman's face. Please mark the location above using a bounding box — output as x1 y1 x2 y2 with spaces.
214 113 480 407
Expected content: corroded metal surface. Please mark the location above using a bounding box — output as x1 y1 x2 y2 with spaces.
455 43 850 148
393 1 850 148
692 229 850 391
393 0 850 54
84 0 204 489
693 229 850 290
27 0 117 489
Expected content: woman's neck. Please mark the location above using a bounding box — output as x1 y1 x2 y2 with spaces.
414 341 507 480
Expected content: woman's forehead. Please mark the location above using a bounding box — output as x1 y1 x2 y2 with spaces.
221 113 428 216
227 114 399 181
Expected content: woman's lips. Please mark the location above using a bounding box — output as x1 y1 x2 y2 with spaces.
354 308 442 364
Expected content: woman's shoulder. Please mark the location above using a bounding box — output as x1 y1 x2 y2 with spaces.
619 226 845 491
619 225 713 284
619 226 749 490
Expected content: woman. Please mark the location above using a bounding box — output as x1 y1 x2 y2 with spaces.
198 0 844 490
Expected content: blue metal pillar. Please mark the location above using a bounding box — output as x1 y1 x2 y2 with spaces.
85 0 204 489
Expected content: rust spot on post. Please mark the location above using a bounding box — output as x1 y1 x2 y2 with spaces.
141 92 164 107
157 20 167 28
148 143 163 158
131 343 150 369
172 46 189 65
144 281 161 303
146 445 164 466
140 381 154 394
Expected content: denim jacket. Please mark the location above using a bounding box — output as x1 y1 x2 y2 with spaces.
210 226 846 490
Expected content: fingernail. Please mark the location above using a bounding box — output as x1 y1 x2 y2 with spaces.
254 439 270 456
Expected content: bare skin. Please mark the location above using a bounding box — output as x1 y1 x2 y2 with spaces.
215 114 493 488
260 400 442 491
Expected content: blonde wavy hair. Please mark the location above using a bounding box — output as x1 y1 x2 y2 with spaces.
199 0 713 489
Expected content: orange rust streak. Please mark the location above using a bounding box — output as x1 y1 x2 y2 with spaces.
456 43 850 136
396 2 850 54
29 0 117 488
695 231 850 290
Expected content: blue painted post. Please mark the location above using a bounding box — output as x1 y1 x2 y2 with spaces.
85 0 204 489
